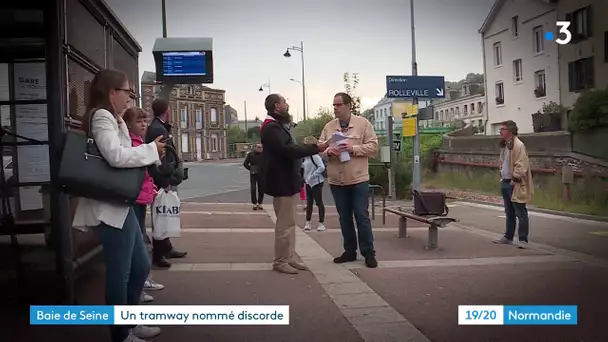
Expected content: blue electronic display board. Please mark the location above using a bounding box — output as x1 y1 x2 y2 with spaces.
162 51 207 77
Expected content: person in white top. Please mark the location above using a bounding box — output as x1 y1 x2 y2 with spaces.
301 136 326 231
71 69 166 342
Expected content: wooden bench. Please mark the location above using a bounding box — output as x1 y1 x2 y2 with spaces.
383 207 457 250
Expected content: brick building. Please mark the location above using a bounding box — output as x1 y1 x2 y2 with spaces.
140 71 227 161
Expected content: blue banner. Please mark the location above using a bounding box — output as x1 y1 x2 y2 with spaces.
30 306 114 325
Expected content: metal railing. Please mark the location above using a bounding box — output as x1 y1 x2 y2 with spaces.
369 184 386 220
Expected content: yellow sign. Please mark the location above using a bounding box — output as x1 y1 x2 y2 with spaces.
402 117 417 137
406 104 418 116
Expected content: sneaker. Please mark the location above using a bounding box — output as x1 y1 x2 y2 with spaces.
303 221 312 231
122 332 147 342
132 325 161 339
272 263 299 274
144 278 164 291
257 204 263 210
493 237 513 245
253 205 258 210
518 241 528 249
365 254 378 268
288 261 308 271
140 292 154 303
333 252 357 264
317 223 326 231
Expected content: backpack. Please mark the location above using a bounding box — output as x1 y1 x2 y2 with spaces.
309 155 328 178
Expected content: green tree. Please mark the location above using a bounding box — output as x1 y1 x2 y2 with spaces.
227 125 246 145
568 88 608 132
247 126 261 141
293 106 334 142
343 72 361 116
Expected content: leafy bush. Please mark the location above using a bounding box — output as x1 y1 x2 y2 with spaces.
568 88 608 132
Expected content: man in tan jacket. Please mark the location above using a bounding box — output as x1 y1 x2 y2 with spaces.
493 120 533 249
319 92 379 268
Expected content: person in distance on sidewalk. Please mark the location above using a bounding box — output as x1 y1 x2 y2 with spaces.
319 92 380 268
493 120 533 249
301 136 327 232
259 94 328 274
243 143 264 210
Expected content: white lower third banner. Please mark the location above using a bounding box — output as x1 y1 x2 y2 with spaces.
30 305 290 325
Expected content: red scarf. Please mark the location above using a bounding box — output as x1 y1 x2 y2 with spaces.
260 114 276 134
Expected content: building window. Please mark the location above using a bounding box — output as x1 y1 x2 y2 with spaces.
533 26 544 54
471 103 475 113
187 86 193 95
195 108 203 129
568 57 594 92
463 104 468 116
455 107 460 117
493 42 502 66
180 107 188 129
211 107 218 124
478 102 483 113
512 16 519 37
211 134 218 152
513 59 523 82
567 6 591 42
435 111 439 120
181 133 189 153
495 82 504 105
534 70 546 98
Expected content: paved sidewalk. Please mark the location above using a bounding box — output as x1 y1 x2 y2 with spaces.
7 199 608 342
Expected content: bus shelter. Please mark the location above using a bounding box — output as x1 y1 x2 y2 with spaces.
0 0 141 304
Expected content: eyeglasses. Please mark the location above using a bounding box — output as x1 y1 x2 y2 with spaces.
116 88 137 99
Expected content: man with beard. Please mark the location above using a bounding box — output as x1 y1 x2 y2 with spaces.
259 94 328 274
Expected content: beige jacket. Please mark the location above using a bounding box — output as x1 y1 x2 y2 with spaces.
499 136 534 203
319 115 379 186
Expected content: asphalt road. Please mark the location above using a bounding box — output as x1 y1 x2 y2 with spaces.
181 158 339 205
177 159 251 200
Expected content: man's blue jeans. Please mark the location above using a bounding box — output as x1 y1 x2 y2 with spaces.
500 182 529 242
96 208 151 342
330 181 375 256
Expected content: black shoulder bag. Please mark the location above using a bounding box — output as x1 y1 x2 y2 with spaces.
412 190 449 216
56 109 146 205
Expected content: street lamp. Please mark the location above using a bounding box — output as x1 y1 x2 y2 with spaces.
259 80 271 94
289 78 308 120
283 41 307 120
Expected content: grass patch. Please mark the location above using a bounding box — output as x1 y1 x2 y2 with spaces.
424 170 608 217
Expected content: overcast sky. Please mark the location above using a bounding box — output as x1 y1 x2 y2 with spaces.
105 0 495 121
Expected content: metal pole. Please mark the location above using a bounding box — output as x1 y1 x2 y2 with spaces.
244 100 248 133
300 41 307 120
410 0 421 192
47 0 75 303
161 0 167 38
387 116 396 199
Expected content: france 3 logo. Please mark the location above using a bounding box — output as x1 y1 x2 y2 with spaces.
545 21 572 45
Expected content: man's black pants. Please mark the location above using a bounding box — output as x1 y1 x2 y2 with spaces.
250 173 264 205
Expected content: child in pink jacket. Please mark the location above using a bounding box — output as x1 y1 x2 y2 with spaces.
123 107 165 301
